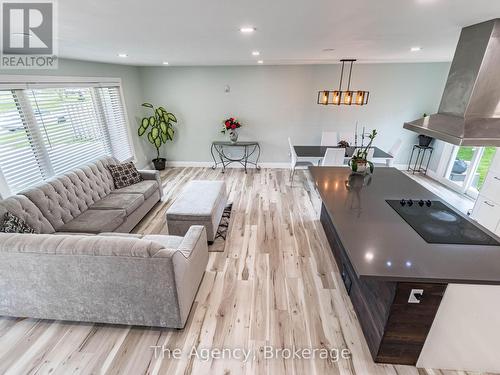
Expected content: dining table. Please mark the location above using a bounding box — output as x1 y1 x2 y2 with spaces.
293 145 393 166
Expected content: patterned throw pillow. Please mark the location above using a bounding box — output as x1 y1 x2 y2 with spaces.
108 162 143 189
0 212 35 234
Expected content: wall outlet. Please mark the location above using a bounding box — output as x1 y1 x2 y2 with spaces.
408 289 424 304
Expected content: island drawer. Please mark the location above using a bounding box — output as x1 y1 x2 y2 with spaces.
472 196 500 233
479 170 500 204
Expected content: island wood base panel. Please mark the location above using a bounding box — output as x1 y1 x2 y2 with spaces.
320 204 447 365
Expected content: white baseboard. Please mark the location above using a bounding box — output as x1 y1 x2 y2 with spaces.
166 160 291 169
165 161 409 170
166 161 214 168
425 168 439 180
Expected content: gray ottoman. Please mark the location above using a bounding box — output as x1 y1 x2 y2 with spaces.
166 180 228 242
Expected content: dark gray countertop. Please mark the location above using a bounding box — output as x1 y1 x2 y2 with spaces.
310 166 500 285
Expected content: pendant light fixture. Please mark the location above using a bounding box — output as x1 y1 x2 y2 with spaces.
317 59 369 106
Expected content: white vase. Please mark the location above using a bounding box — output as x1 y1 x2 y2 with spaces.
351 160 370 174
229 130 238 143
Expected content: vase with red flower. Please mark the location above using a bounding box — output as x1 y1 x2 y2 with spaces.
222 117 242 143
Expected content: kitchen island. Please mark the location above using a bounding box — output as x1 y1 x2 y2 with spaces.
310 166 500 372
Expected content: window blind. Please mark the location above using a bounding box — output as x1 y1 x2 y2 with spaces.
95 86 133 162
26 87 112 175
0 80 134 195
0 90 46 193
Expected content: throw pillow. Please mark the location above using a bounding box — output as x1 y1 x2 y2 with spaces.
0 212 35 234
108 162 143 189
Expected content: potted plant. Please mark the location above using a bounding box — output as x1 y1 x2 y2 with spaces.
138 103 177 170
221 117 242 143
418 134 433 147
348 129 378 174
338 140 350 148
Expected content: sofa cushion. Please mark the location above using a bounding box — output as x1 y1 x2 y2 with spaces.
0 195 55 234
90 193 144 215
111 180 158 199
98 232 183 252
144 235 183 250
108 162 143 189
58 209 126 234
0 212 35 234
0 233 163 257
20 156 120 230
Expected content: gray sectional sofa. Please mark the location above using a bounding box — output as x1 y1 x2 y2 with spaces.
0 157 209 328
19 156 163 234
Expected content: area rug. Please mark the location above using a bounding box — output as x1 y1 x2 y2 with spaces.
209 203 233 252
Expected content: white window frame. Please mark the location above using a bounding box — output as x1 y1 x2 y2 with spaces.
434 143 495 199
0 75 136 197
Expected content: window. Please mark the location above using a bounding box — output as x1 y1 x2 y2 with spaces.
443 145 498 198
0 79 133 195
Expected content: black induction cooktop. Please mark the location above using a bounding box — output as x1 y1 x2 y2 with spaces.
386 199 500 246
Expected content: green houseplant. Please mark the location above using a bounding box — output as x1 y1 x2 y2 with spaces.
138 103 177 170
348 129 378 174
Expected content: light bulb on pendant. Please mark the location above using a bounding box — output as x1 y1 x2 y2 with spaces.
356 91 365 105
344 91 353 105
322 91 329 104
332 91 340 105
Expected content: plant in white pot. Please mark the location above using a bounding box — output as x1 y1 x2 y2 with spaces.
348 129 378 174
138 103 177 170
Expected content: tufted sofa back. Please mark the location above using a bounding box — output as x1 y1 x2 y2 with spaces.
19 157 119 230
0 195 55 234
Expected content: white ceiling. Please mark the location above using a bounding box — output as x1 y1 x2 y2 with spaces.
58 0 500 66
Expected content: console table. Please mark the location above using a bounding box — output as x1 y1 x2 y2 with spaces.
211 141 261 173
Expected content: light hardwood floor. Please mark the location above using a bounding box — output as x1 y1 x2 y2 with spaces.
0 168 493 375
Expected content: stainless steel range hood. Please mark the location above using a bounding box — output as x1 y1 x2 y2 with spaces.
404 19 500 146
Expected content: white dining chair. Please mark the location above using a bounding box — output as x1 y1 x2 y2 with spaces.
338 131 355 146
386 138 403 166
288 137 314 182
321 131 339 146
321 148 346 166
354 147 375 161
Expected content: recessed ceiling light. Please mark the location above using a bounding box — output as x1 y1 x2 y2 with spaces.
322 48 335 52
252 51 260 56
162 61 169 65
410 47 422 52
257 60 264 64
240 27 256 33
118 53 128 58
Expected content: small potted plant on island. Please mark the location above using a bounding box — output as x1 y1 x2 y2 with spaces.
138 103 178 170
348 129 378 174
338 140 350 148
221 117 242 143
